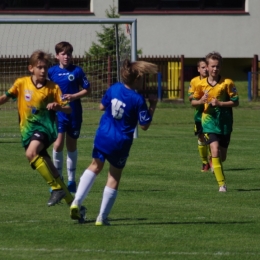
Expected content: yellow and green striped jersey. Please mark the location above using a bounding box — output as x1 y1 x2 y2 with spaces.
188 76 204 122
6 76 67 147
193 77 239 135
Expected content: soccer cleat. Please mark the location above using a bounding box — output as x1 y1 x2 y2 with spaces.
201 163 210 172
95 215 111 226
70 205 87 223
47 189 66 206
67 181 77 193
219 185 227 192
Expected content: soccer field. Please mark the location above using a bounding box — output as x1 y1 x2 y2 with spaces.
0 100 260 260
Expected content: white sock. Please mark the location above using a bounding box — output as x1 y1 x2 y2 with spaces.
67 150 78 182
72 169 97 206
99 186 118 220
52 149 63 178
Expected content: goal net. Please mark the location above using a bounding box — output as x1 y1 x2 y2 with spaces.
0 18 137 139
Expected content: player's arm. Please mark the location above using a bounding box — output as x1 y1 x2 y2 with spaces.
0 94 11 105
140 94 157 131
46 102 72 114
210 98 239 107
63 88 90 102
99 103 105 111
191 94 208 107
211 81 239 107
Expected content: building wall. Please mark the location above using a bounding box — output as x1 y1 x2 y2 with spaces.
0 0 258 58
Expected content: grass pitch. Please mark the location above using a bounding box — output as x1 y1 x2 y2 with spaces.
0 98 260 260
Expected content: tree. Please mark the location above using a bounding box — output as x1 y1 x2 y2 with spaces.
86 4 142 58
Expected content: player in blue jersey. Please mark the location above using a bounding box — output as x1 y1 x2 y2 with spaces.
69 59 158 225
48 41 91 193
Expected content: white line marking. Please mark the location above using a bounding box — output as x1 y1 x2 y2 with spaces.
0 248 259 256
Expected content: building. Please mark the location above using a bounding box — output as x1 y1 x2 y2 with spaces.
0 0 258 86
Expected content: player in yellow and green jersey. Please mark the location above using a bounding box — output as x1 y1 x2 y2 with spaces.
192 52 239 192
188 58 210 172
0 50 75 207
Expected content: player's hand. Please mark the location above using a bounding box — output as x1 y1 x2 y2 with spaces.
210 97 220 107
199 94 208 104
148 94 158 106
63 94 75 102
46 102 61 111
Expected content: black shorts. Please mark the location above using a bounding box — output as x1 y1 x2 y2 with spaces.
24 131 51 158
194 122 203 136
203 133 231 148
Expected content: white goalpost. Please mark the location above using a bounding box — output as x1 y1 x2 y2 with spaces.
0 18 137 138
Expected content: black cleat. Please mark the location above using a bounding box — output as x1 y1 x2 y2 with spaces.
47 189 66 206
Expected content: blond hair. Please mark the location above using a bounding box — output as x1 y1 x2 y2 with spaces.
121 59 158 86
29 50 51 67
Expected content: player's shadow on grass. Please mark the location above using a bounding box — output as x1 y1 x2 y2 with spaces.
225 168 255 171
74 218 254 225
236 188 260 192
0 140 20 143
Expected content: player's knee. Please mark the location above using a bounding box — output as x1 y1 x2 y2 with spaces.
25 149 38 162
198 140 206 146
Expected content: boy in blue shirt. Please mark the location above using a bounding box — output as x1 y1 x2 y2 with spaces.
48 41 91 193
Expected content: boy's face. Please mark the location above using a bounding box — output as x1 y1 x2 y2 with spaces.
28 60 48 83
197 61 207 78
56 51 72 68
207 58 221 78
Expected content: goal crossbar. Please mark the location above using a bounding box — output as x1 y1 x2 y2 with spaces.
0 18 137 61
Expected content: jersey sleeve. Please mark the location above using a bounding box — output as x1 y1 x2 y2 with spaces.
226 79 239 102
137 96 152 126
53 83 69 107
192 85 204 100
78 67 90 90
6 78 20 98
188 78 196 97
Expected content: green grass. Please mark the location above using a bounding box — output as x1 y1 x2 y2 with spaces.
0 100 260 259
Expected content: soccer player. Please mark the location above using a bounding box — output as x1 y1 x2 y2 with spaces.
191 52 239 192
0 50 74 206
48 41 91 193
188 58 210 172
69 59 158 225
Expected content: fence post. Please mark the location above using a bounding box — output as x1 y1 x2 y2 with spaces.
248 71 252 101
157 72 162 101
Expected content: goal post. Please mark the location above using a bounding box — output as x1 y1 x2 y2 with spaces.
0 18 137 138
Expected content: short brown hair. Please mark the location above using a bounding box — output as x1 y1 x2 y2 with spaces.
120 59 158 86
29 50 51 67
55 41 73 55
197 58 206 67
205 52 223 65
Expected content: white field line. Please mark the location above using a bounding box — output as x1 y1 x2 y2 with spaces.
0 248 259 256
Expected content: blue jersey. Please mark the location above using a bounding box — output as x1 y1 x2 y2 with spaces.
94 82 152 155
48 64 90 124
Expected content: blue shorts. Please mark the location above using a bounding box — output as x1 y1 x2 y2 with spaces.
92 147 129 169
57 120 81 139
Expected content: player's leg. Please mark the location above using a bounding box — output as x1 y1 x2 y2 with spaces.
206 134 226 192
70 152 104 220
95 165 123 226
195 122 210 172
26 137 73 205
43 156 74 205
66 130 79 193
95 154 127 226
53 132 65 178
